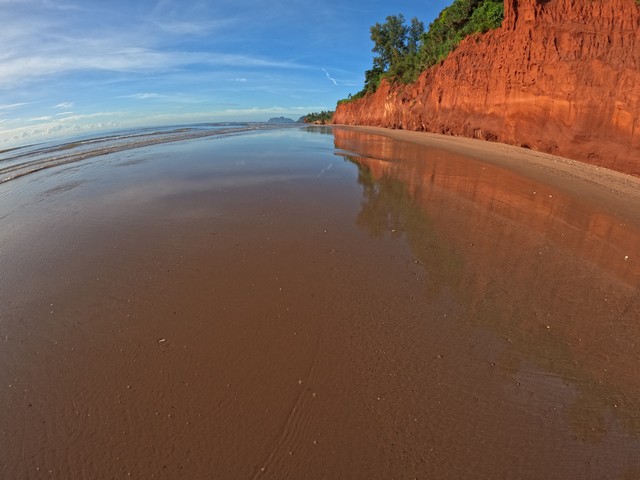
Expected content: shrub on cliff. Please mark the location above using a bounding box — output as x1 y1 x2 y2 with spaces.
339 0 503 104
300 111 335 124
420 0 504 68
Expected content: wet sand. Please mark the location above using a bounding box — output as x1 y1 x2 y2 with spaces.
1 127 639 478
339 126 640 224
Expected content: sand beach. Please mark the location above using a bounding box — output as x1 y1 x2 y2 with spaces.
1 125 639 478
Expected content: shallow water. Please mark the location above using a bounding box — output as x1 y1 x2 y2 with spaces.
0 123 286 184
1 126 639 478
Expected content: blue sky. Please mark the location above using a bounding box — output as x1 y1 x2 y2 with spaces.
0 0 450 147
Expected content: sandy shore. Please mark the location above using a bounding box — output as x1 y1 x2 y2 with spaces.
336 125 640 226
1 127 639 478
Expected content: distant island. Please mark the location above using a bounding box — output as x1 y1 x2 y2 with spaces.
267 117 296 124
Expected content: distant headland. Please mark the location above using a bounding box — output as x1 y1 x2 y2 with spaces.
267 117 296 124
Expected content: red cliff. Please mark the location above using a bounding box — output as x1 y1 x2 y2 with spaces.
333 0 640 176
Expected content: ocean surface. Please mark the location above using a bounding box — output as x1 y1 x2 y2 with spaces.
0 122 296 184
1 125 639 478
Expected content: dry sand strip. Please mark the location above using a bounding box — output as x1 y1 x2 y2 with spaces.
334 125 640 226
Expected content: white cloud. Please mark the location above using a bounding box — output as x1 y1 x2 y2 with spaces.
57 111 125 122
0 45 304 88
0 110 127 146
0 102 29 111
220 105 330 116
153 18 235 36
53 102 74 109
40 0 86 12
201 53 305 69
120 93 165 100
0 0 306 90
148 0 239 35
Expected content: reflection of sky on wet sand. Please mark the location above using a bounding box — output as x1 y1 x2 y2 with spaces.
335 128 640 458
1 127 639 478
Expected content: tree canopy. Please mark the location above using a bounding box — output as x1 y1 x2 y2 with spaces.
341 0 504 103
366 14 425 90
299 111 334 124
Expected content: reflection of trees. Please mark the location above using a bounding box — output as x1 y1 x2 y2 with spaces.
345 152 640 441
304 126 334 136
349 154 463 294
355 158 411 237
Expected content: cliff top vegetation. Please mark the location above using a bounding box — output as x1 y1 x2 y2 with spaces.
299 111 335 124
339 0 503 105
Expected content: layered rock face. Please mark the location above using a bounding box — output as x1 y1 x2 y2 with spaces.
333 0 640 176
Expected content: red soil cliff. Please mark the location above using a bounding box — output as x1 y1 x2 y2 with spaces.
333 0 640 176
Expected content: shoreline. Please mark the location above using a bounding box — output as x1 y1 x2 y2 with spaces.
0 123 300 184
333 125 640 226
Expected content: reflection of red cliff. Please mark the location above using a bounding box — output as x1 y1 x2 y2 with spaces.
333 0 640 176
334 127 640 405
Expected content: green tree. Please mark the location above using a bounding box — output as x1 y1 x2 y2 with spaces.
300 111 335 124
363 66 385 93
338 0 503 104
407 17 425 55
370 14 409 72
366 14 425 89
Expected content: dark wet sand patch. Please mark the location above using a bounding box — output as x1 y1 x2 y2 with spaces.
1 128 639 479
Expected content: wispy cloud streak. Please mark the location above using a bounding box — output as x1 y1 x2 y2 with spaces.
322 68 338 86
0 102 30 111
0 1 306 89
119 93 165 100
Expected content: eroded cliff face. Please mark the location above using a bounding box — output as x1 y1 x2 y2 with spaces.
333 0 640 176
